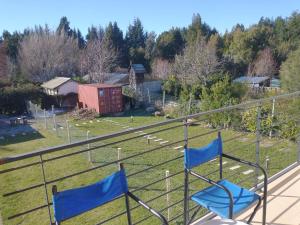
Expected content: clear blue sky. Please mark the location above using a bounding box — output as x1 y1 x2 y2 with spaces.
0 0 299 36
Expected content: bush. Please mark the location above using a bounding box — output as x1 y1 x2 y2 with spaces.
0 82 44 115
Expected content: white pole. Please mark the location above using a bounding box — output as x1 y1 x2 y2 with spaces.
269 98 275 138
147 88 151 104
117 148 122 161
87 131 91 162
165 170 170 220
66 120 71 144
44 109 47 129
162 90 166 108
53 114 58 135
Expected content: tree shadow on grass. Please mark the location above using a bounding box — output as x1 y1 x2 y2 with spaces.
0 125 45 146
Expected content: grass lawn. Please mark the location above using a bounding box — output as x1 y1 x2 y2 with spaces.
0 110 297 225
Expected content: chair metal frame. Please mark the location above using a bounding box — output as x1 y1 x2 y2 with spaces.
52 163 168 225
183 132 267 225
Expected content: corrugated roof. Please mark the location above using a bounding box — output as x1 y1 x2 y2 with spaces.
104 73 128 85
234 76 270 84
131 64 146 73
41 77 72 89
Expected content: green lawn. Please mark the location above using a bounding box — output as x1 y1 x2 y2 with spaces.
0 110 297 225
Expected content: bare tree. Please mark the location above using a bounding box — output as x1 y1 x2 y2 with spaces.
151 58 171 80
248 47 278 78
19 28 79 82
172 36 220 85
82 39 118 83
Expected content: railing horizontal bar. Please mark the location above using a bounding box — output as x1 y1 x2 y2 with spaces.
7 203 51 220
131 170 184 193
44 123 184 163
223 133 249 143
2 91 298 165
224 140 256 154
3 183 44 197
127 155 183 178
0 161 41 174
188 129 222 141
3 139 185 198
133 198 186 225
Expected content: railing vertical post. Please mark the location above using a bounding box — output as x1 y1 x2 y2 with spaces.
165 170 170 221
39 155 53 225
66 120 71 144
297 135 300 164
183 118 189 225
255 104 262 187
87 130 91 162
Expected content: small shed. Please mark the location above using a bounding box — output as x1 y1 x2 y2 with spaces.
233 76 270 87
41 77 78 96
78 83 123 114
129 64 146 91
41 77 78 107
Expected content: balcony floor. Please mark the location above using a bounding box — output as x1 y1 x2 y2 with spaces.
237 164 300 225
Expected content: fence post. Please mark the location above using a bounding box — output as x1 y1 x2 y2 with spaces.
44 109 47 129
53 114 58 136
183 118 189 225
35 104 38 119
51 105 54 115
165 170 171 221
162 90 166 108
147 88 151 104
269 98 275 138
87 131 91 162
117 148 121 161
255 104 261 187
66 120 71 144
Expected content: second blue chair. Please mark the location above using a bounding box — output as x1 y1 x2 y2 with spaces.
52 163 168 225
183 132 267 225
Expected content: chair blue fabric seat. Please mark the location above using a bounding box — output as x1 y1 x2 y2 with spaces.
191 179 260 218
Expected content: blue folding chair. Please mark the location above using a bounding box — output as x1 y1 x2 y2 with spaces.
183 132 267 225
52 163 168 225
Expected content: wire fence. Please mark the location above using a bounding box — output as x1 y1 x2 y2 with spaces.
0 92 299 225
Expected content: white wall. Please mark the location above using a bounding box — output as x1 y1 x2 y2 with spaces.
57 80 78 95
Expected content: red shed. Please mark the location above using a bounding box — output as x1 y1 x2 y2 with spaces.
78 83 123 114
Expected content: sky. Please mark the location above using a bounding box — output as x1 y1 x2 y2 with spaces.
0 0 299 36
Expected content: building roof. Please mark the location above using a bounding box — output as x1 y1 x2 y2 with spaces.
79 83 122 88
131 64 146 74
234 76 270 84
104 73 128 85
41 77 74 89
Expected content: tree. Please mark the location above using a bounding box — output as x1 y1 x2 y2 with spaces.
103 22 125 65
0 42 8 79
145 31 156 61
151 58 171 80
201 76 240 128
125 18 146 64
82 39 118 82
172 36 220 85
18 27 79 82
280 46 300 92
86 26 104 41
56 16 72 36
156 28 184 60
249 47 278 78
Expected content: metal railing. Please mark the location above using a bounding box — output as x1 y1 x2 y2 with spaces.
1 91 300 225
